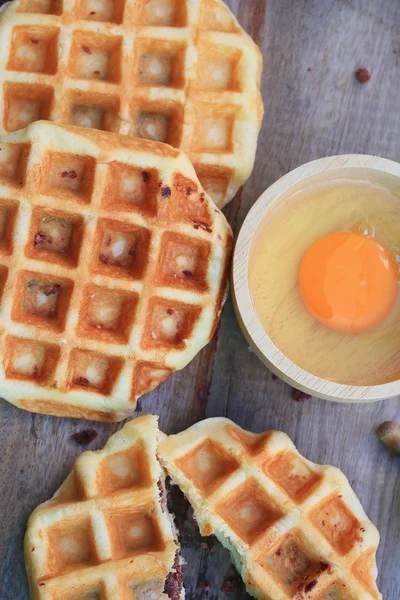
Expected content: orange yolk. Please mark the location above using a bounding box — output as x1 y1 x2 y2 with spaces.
299 232 398 333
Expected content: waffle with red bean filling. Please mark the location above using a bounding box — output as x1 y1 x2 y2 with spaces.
25 415 184 600
0 0 263 208
0 121 232 421
159 418 382 600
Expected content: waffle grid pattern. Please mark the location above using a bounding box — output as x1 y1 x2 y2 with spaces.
159 418 382 600
0 0 263 207
25 416 182 600
0 122 232 421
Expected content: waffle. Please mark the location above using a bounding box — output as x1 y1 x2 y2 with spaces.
0 0 263 208
0 121 232 421
159 418 382 600
25 415 185 600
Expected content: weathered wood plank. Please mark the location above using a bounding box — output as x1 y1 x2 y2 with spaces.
1 0 399 598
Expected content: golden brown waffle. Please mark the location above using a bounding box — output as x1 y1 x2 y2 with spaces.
25 415 185 600
0 121 232 421
0 0 263 208
159 418 382 600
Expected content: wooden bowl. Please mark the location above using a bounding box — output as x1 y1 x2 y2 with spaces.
232 155 400 402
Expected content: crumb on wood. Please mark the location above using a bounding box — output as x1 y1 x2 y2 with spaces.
71 429 97 445
355 68 371 83
293 388 312 402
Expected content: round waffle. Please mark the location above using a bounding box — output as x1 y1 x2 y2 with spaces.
25 415 185 600
0 0 264 207
159 418 382 600
0 121 232 421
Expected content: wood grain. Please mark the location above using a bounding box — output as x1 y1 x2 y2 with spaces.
1 1 400 599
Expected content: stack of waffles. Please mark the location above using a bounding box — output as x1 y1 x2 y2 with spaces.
0 0 264 208
25 415 185 600
0 121 232 421
159 418 382 600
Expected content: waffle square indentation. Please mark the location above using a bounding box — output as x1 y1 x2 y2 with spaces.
216 479 284 544
78 285 138 344
196 41 242 92
7 26 60 74
44 152 96 203
76 0 125 23
310 496 361 556
4 335 60 384
132 361 173 398
166 174 211 225
51 583 104 600
143 299 201 349
155 232 211 291
191 103 236 153
92 219 151 280
175 439 239 495
266 451 322 503
68 349 123 395
128 580 166 600
137 0 188 27
17 0 63 15
228 425 271 456
351 550 377 595
103 163 159 215
196 165 232 209
106 509 165 558
0 142 30 186
262 535 321 589
0 199 19 255
135 39 187 89
69 32 122 82
68 92 121 132
199 0 240 32
321 583 351 600
3 82 53 132
12 271 74 332
46 515 97 577
27 208 84 267
132 100 184 146
98 442 150 496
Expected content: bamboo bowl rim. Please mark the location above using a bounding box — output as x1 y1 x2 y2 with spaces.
232 154 400 403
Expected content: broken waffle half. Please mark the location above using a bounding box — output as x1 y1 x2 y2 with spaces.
0 0 264 207
25 415 184 600
159 418 382 600
0 121 232 421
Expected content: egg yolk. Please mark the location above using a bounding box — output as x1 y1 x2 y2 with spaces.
299 232 398 333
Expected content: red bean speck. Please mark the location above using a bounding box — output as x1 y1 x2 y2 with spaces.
31 38 39 44
293 388 311 402
71 429 98 445
199 581 211 591
356 68 371 83
82 46 92 54
221 581 237 594
305 580 317 593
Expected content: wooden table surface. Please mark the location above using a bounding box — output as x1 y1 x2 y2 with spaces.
1 0 400 598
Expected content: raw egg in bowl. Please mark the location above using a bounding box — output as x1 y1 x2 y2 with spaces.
232 155 400 402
